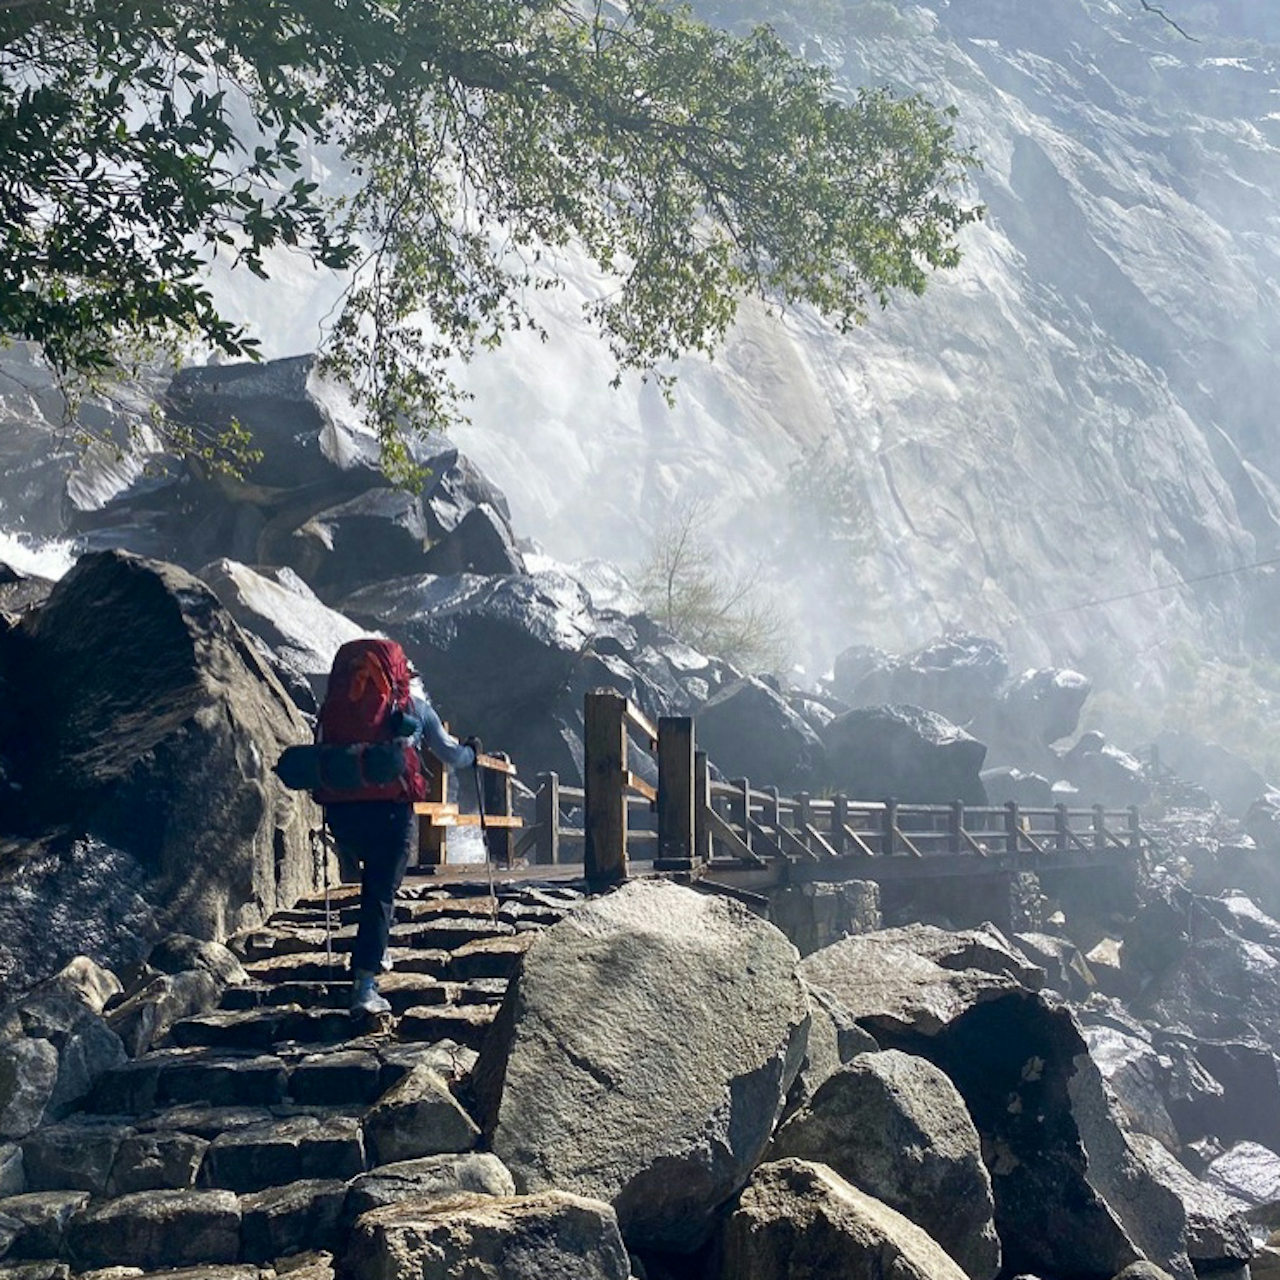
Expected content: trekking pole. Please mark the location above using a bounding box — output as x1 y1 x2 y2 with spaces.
321 822 336 980
471 758 498 924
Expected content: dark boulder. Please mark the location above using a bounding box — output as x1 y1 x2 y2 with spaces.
341 570 595 730
197 560 366 708
799 930 1192 1280
1060 732 1150 807
829 634 1008 726
820 705 987 805
5 551 320 960
696 677 826 790
994 667 1092 750
0 836 157 1004
981 767 1053 808
420 504 526 577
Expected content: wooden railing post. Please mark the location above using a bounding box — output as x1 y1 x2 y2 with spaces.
694 750 712 863
1005 801 1020 855
1128 806 1143 852
656 716 696 871
1093 804 1107 852
417 748 449 868
585 690 629 887
1055 803 1069 853
482 761 514 867
732 778 752 855
949 801 964 855
765 786 781 832
882 799 897 856
832 794 849 855
535 772 560 865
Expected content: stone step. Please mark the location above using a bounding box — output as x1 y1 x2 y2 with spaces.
448 933 536 980
240 948 451 985
234 916 515 965
395 1005 498 1050
220 972 453 1016
198 1114 365 1195
169 1009 362 1053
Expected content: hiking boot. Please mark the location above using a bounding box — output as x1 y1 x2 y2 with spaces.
351 973 391 1016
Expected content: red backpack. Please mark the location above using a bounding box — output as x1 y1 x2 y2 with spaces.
312 638 428 804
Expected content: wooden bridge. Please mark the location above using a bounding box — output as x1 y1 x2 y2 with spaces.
417 690 1150 907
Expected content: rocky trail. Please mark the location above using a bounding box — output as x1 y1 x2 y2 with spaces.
0 871 585 1280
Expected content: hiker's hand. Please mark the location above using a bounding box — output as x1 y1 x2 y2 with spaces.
463 735 483 762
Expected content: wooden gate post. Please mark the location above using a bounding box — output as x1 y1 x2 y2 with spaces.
656 717 696 871
585 690 629 887
535 772 560 865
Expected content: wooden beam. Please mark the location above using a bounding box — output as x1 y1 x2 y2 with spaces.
624 771 658 803
624 701 660 749
706 807 767 866
475 752 517 775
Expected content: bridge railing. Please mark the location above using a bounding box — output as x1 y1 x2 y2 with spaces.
511 689 1149 885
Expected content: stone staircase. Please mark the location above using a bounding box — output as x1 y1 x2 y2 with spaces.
0 873 585 1280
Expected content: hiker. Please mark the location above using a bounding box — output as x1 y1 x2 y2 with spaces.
315 638 479 1015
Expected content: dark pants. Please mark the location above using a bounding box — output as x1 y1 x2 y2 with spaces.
324 801 415 975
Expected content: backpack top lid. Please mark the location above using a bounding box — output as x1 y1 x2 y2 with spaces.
319 638 413 746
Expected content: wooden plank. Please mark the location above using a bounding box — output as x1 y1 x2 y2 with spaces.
624 771 658 803
802 823 841 860
585 690 629 887
839 825 879 858
743 815 790 861
694 751 712 863
414 802 460 817
892 825 924 858
706 807 767 866
749 815 813 862
475 752 517 775
624 701 660 749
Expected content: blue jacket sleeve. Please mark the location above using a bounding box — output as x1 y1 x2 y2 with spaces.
411 690 476 771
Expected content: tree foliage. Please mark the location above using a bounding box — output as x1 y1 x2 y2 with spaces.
0 0 981 475
638 502 789 673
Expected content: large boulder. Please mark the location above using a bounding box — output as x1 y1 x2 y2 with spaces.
768 1050 1000 1280
986 667 1092 758
696 677 826 790
799 929 1193 1280
474 880 809 1251
344 1192 632 1280
720 1158 970 1280
820 705 988 805
1061 732 1150 807
197 560 367 708
0 835 158 1003
341 570 595 731
5 551 320 963
828 635 1008 726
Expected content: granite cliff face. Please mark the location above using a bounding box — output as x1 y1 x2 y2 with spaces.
437 0 1280 691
